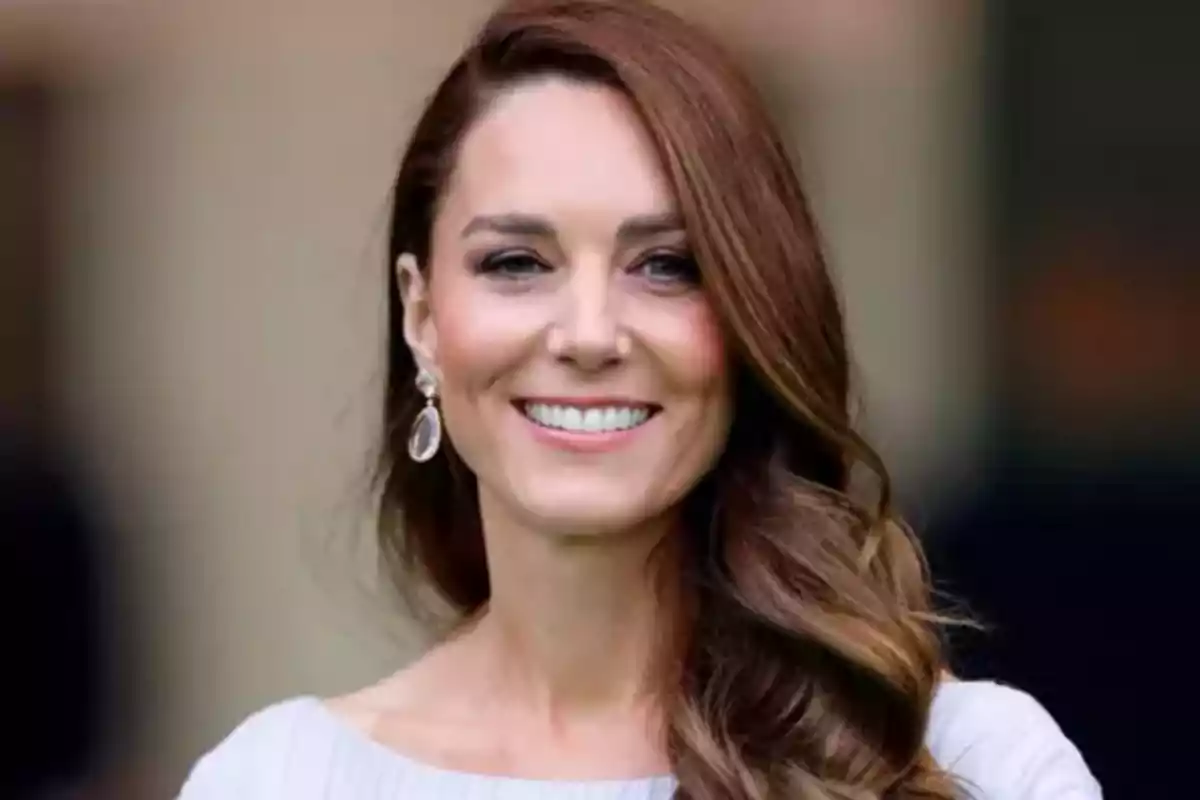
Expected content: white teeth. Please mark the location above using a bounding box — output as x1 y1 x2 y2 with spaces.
523 403 652 433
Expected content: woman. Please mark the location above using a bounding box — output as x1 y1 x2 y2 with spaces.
180 1 1100 798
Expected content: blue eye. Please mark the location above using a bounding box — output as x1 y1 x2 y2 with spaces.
475 251 551 278
634 252 701 286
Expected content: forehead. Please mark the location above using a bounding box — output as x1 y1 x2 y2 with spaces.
441 76 676 221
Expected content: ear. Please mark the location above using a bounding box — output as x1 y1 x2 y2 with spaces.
395 252 439 376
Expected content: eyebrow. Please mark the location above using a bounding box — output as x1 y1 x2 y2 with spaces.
460 212 685 244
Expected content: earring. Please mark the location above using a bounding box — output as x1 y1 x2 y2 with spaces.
407 368 442 463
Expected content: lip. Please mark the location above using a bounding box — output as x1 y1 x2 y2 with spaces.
514 396 659 409
512 397 661 453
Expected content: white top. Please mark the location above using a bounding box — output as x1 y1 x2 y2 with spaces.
177 680 1101 799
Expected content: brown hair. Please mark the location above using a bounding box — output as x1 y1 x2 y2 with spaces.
379 1 961 797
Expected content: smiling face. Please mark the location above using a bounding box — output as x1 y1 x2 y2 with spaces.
400 76 731 538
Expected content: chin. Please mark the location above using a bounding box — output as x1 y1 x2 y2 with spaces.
512 483 667 538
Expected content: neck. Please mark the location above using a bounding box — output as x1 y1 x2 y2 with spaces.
467 492 684 721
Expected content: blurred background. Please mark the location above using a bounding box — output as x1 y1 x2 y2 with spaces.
0 1 1194 797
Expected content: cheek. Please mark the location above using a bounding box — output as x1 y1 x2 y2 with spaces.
645 297 729 395
426 273 535 466
687 307 728 386
652 301 732 497
427 271 538 390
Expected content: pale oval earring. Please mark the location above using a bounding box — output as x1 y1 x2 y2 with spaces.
408 368 442 463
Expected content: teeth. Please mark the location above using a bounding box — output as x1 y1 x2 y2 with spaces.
523 403 652 433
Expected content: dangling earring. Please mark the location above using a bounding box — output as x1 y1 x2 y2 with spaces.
407 368 442 463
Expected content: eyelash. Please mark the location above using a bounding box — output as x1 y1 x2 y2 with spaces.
474 250 701 288
637 252 701 286
475 250 549 278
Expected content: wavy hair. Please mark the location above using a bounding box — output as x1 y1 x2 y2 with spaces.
378 1 961 797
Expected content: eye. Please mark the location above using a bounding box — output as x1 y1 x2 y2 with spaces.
631 251 701 288
474 250 551 279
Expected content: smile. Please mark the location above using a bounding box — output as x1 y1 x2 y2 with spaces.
519 401 658 434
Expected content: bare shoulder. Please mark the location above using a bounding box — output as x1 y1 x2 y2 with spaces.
927 680 1103 799
327 639 496 761
324 645 458 734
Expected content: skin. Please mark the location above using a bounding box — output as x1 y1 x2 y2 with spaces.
329 76 731 780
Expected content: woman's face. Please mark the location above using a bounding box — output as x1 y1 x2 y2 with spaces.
402 76 731 537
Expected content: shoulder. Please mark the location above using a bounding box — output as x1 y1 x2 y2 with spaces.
176 697 328 799
926 680 1102 799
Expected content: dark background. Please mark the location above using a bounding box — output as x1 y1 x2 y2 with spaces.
929 2 1199 797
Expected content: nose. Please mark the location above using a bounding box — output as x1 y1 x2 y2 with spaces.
549 266 627 371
